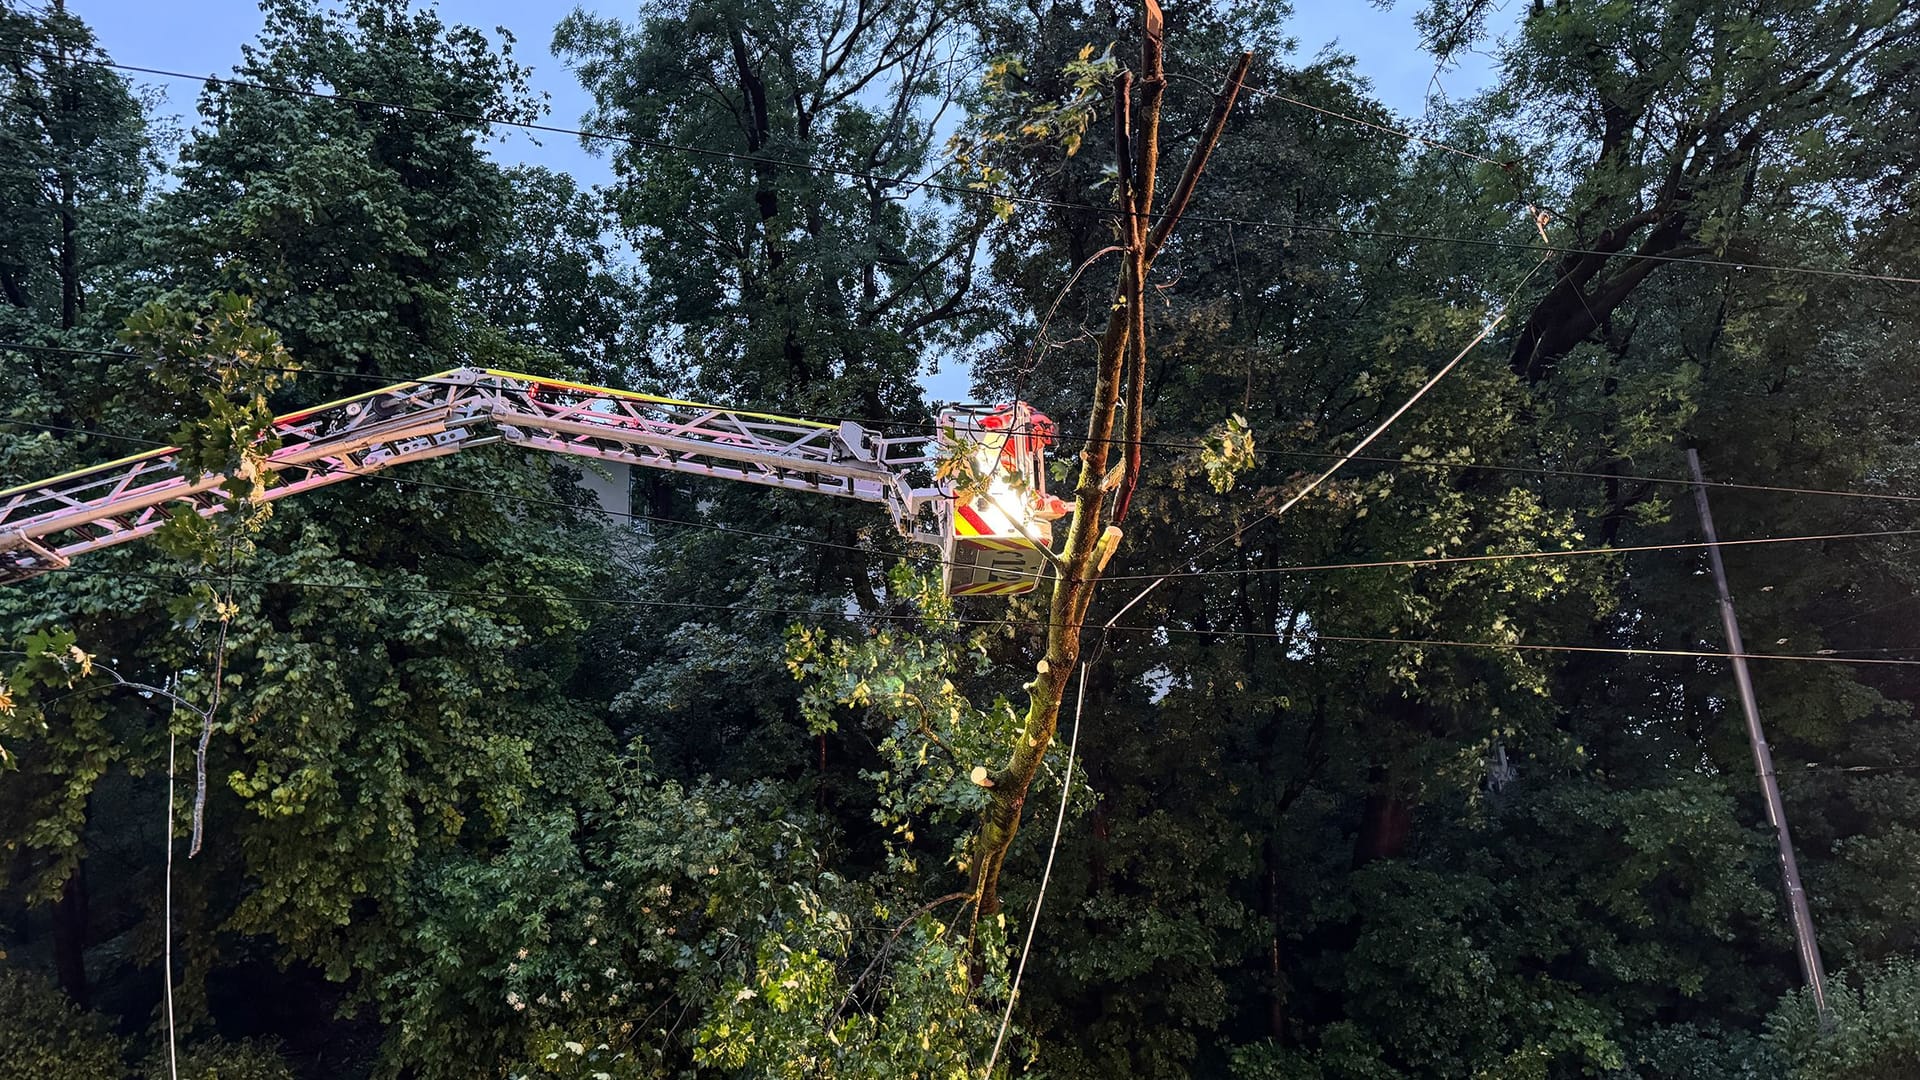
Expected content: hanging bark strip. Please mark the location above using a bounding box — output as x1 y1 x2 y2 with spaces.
965 7 1251 919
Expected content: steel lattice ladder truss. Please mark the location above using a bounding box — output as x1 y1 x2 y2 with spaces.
0 367 972 587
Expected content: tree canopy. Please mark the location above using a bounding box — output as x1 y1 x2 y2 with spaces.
4 0 1920 1076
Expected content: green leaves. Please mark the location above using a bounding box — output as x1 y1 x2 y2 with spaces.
118 293 295 570
1767 958 1920 1079
0 969 131 1080
949 43 1120 219
0 628 92 771
3 1 1919 1076
693 910 1011 1079
786 566 1017 875
1200 412 1257 493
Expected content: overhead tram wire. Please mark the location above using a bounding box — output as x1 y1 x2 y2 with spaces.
13 338 1920 509
30 563 1920 668
5 47 1917 288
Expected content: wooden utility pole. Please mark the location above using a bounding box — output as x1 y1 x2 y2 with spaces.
1687 448 1831 1023
963 2 1251 919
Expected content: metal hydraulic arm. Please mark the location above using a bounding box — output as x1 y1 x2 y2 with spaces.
0 367 957 586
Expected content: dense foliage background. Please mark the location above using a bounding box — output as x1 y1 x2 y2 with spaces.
3 0 1919 1076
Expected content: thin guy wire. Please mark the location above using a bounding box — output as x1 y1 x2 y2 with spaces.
1167 65 1512 168
12 341 1920 509
8 48 1917 287
1201 252 1552 563
31 563 1920 667
984 661 1087 1077
1093 251 1550 630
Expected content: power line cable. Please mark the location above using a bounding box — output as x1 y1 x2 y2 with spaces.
1299 631 1920 668
1192 251 1552 562
1166 62 1513 169
13 348 1920 514
1086 251 1550 642
983 585 1161 1077
9 405 1912 582
30 562 1920 667
0 415 168 446
1099 526 1920 582
7 47 1917 287
1194 212 1919 285
1813 591 1920 637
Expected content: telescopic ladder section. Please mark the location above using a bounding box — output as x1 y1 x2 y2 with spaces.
0 367 1062 597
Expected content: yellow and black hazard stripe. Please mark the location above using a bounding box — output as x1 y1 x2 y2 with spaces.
959 537 1030 554
950 579 1037 597
953 505 1034 553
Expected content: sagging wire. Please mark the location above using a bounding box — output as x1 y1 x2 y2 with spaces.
980 560 1169 1077
1188 249 1555 570
983 648 1090 1077
163 673 180 1080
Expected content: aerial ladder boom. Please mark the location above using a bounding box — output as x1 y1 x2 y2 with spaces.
0 368 1063 597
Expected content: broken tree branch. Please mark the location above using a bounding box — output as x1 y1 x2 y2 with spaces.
1119 45 1251 523
963 8 1252 922
1113 0 1164 526
1146 50 1253 262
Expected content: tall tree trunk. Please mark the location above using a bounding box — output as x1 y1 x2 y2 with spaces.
55 5 81 330
1264 839 1287 1039
52 865 89 1007
58 193 79 330
1353 764 1413 866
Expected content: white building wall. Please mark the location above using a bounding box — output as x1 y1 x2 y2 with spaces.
575 461 633 519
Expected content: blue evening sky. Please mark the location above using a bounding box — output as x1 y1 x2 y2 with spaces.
78 0 1511 189
73 1 1515 398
